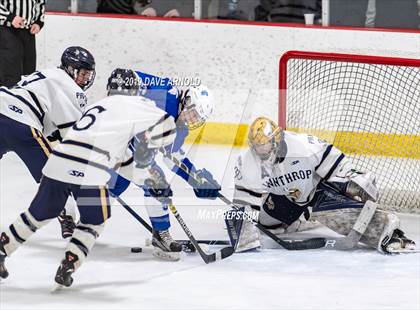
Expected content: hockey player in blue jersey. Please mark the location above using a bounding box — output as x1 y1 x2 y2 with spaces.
108 71 221 261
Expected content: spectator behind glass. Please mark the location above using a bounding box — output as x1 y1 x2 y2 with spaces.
97 0 190 18
255 0 322 23
366 0 420 29
207 0 259 21
97 0 150 15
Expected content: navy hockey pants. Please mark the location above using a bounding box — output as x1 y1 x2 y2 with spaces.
0 113 51 182
29 176 111 225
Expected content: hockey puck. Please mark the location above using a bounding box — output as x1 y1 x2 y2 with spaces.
131 247 143 253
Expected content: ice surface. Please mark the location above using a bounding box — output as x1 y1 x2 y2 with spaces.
1 145 419 310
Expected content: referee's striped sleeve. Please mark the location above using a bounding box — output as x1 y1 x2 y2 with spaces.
0 2 12 23
34 0 45 28
0 0 45 28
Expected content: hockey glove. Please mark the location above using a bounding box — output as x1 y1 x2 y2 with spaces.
191 169 221 200
47 130 63 142
144 178 173 204
133 132 157 168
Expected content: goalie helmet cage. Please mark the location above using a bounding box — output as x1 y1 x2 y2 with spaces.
278 51 420 212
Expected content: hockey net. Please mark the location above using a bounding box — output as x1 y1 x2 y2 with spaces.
279 51 420 213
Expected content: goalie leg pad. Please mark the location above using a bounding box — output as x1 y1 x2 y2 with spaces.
224 207 260 253
312 207 406 251
352 200 377 235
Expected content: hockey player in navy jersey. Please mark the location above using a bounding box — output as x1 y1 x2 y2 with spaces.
0 46 96 239
228 116 416 254
107 70 221 261
0 69 177 288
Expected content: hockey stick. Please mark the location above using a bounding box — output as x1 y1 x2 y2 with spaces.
143 179 234 263
167 202 234 263
112 194 230 251
158 147 358 251
113 195 153 233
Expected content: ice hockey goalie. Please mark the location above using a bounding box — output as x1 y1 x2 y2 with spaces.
226 116 416 254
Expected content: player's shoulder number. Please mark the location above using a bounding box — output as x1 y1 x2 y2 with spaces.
73 105 106 131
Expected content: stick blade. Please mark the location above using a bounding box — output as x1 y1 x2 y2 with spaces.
285 237 327 250
220 246 235 259
202 246 235 264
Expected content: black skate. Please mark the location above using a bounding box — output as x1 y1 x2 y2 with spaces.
0 233 9 279
152 230 182 261
381 229 416 254
54 251 78 289
58 211 76 239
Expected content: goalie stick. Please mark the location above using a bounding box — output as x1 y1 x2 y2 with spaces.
158 147 370 251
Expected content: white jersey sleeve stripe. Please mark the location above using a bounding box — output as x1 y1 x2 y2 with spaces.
315 144 345 179
232 198 261 211
56 121 76 129
235 185 263 198
0 88 44 124
61 140 111 160
51 150 109 172
233 185 264 207
323 153 345 180
118 156 134 168
26 89 45 118
314 144 333 171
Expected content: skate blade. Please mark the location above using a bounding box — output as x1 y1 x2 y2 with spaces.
50 283 65 293
387 249 420 254
152 247 180 261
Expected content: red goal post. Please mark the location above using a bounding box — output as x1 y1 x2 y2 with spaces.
278 51 420 211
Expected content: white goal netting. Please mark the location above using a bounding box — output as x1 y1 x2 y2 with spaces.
279 51 420 212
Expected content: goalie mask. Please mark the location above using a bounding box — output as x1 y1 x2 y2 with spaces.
179 85 214 130
248 117 284 163
106 68 140 96
60 46 96 91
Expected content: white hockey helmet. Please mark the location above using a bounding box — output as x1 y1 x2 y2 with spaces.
179 85 214 130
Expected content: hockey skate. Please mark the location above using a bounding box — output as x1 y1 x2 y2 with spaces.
0 233 9 279
381 229 416 254
151 229 182 261
58 211 76 239
53 251 78 289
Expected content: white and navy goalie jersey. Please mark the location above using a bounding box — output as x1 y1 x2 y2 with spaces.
234 131 350 208
42 95 176 186
0 68 87 137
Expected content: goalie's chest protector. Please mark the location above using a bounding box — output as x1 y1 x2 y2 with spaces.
260 133 323 205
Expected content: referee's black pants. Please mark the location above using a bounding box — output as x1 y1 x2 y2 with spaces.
0 26 36 88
